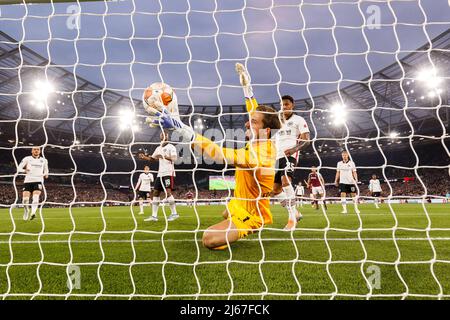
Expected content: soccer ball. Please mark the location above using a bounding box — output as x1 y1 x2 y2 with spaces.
143 82 177 113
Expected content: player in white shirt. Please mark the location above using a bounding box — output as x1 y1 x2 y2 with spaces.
369 174 382 209
17 147 49 221
135 165 154 215
139 131 179 222
273 95 311 230
334 150 360 214
236 63 310 231
295 183 305 207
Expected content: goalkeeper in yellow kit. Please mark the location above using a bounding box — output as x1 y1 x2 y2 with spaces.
144 77 281 250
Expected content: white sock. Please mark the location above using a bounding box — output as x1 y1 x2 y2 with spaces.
353 197 359 212
280 197 297 221
341 198 347 212
374 198 379 208
23 197 30 212
139 200 144 212
282 185 295 206
282 185 297 221
167 195 177 215
286 206 297 221
152 197 160 217
31 194 39 215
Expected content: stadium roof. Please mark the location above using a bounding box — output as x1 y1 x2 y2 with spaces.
0 29 449 152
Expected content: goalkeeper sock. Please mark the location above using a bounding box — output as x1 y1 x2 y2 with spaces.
341 198 347 212
167 195 177 215
152 197 160 217
139 200 144 212
31 194 40 216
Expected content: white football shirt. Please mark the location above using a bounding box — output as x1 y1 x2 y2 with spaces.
18 156 49 183
138 172 154 192
337 160 357 184
274 114 309 160
369 179 382 192
295 185 305 196
152 143 177 178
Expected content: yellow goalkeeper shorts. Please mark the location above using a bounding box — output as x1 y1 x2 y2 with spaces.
227 201 263 239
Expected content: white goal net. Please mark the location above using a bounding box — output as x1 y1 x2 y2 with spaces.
0 0 449 300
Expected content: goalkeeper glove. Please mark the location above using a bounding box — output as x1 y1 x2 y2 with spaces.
145 108 194 141
235 62 254 99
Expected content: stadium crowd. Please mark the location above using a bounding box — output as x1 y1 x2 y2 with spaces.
1 141 448 207
0 183 129 206
0 170 448 207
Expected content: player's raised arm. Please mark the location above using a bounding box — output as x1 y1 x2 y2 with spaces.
235 63 258 113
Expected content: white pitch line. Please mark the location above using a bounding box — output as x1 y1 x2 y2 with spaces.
2 237 450 244
1 211 450 221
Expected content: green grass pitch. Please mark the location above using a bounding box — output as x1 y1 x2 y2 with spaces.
0 203 449 300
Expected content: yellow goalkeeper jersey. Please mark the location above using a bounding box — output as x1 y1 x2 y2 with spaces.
193 132 276 230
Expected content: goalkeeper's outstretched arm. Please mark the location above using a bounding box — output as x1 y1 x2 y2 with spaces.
235 63 258 113
193 134 262 169
144 102 279 170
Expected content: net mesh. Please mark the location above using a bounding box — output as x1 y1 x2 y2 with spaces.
0 0 449 300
